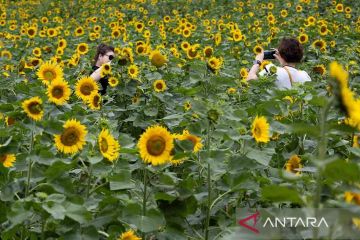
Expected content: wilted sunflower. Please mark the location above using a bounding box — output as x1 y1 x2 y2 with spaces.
54 119 87 154
127 64 139 79
75 76 99 101
87 92 101 110
153 79 166 92
37 61 63 85
118 230 141 240
150 50 167 68
108 76 119 87
138 125 174 166
174 130 203 153
47 79 71 105
22 96 44 121
76 43 89 55
251 116 270 143
98 129 120 161
0 154 16 168
285 155 302 175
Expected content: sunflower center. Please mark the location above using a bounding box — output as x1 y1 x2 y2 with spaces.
130 69 135 74
28 29 35 35
28 102 41 114
146 136 166 156
80 83 94 95
79 45 86 52
0 155 6 163
100 137 108 153
52 86 64 99
156 83 163 90
189 49 197 57
44 70 56 81
60 127 80 146
254 125 261 137
93 95 100 107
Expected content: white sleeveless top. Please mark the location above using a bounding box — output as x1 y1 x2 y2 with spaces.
259 63 311 89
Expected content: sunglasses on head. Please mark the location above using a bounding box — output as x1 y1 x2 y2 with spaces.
105 54 114 60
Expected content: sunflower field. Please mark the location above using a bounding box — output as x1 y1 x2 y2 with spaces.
1 0 360 239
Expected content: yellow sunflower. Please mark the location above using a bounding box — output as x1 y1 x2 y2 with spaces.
75 76 99 101
285 155 302 175
47 79 71 105
313 64 326 75
207 56 222 72
127 64 139 79
181 41 190 51
251 116 270 143
37 61 64 85
298 33 308 44
184 101 191 111
187 45 200 59
26 26 37 38
153 79 167 92
253 45 263 54
174 130 203 153
150 50 167 68
98 129 120 161
203 46 213 58
76 43 89 55
54 119 87 154
108 76 119 87
87 92 101 110
0 154 16 168
118 230 141 240
137 125 174 166
22 96 44 121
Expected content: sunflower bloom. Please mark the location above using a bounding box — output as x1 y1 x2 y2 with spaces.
150 50 167 68
138 125 174 166
22 96 44 121
285 155 302 175
174 130 203 153
118 230 141 240
153 79 166 92
127 64 139 79
87 92 101 110
47 79 71 105
108 77 119 87
54 119 87 154
0 154 16 168
75 76 99 101
98 129 120 161
37 61 63 85
251 116 270 143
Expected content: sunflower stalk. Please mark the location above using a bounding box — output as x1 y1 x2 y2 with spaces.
142 165 148 240
204 120 212 240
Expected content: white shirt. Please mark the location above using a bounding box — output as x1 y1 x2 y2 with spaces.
259 63 311 89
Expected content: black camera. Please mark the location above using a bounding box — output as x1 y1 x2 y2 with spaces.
263 50 276 60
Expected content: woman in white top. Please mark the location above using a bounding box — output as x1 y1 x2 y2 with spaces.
246 38 311 89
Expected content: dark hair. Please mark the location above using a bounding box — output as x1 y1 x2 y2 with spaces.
93 43 114 64
278 38 303 63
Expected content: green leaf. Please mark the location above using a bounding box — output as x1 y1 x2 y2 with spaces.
246 148 275 166
323 159 360 182
126 209 165 233
42 203 66 220
109 170 135 190
64 202 92 224
262 185 304 204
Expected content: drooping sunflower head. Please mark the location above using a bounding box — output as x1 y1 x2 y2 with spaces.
37 61 63 85
22 96 44 121
153 79 167 92
285 155 302 175
251 116 270 143
150 50 167 68
0 154 16 168
47 79 71 105
98 129 120 161
75 76 99 101
137 125 174 166
174 130 203 153
54 119 87 154
203 46 213 58
87 92 102 110
118 229 141 240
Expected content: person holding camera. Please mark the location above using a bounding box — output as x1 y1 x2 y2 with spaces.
90 43 115 95
246 38 311 89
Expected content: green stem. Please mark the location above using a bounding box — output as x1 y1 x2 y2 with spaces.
86 165 92 198
25 122 35 197
142 166 147 240
204 122 212 240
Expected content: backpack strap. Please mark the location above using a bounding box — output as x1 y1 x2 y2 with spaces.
283 66 294 87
